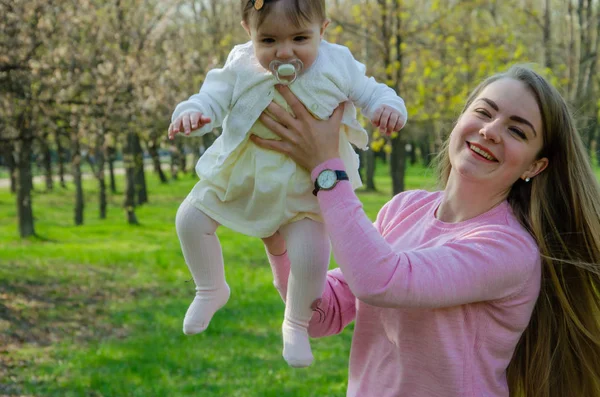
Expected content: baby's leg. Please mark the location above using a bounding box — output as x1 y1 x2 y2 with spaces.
279 218 330 367
176 200 230 335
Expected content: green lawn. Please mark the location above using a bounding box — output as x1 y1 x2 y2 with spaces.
0 160 435 397
1 158 599 396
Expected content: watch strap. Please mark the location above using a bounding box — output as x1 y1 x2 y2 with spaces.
312 170 349 196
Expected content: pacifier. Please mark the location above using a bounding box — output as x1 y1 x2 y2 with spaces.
269 59 304 85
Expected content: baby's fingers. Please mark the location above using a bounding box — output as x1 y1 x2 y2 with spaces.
168 120 181 140
189 113 201 130
378 108 391 134
387 112 400 133
393 117 405 132
371 107 383 127
182 114 192 135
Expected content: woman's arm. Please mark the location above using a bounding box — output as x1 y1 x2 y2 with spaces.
252 86 540 309
312 159 540 308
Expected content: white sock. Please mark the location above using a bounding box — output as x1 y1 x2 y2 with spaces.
279 219 330 367
176 201 230 335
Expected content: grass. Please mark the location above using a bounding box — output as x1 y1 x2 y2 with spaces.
1 157 599 397
0 159 436 397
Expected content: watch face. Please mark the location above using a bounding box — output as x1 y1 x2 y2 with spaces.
317 169 337 189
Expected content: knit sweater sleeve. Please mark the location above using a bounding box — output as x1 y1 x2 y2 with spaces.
311 158 541 309
170 45 240 136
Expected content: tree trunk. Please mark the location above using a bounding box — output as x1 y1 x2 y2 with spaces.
106 145 117 193
543 0 552 68
39 133 53 191
421 120 435 167
390 135 407 195
95 132 107 219
389 0 406 195
148 138 168 183
170 143 180 180
190 138 203 179
133 134 147 205
177 139 187 174
71 126 84 226
364 148 377 191
14 121 35 237
1 139 17 193
55 129 67 188
408 141 417 165
123 132 139 224
596 124 600 167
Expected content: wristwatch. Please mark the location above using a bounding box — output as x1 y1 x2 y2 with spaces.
312 169 349 196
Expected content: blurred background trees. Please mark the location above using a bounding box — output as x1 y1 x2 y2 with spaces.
1 0 599 237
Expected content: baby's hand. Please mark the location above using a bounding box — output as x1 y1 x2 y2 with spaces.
168 112 211 140
371 105 405 136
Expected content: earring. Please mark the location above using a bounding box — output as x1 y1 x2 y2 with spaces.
251 0 264 10
525 177 530 183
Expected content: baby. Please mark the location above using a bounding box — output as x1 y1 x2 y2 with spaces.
168 0 407 367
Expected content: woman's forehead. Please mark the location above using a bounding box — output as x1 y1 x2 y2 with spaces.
478 79 539 111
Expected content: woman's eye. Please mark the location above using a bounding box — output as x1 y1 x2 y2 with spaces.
475 109 491 117
509 128 527 139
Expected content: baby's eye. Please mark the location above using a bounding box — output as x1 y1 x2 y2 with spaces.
261 38 275 44
294 36 308 42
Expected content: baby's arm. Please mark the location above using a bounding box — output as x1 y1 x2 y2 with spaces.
168 47 238 138
347 59 408 134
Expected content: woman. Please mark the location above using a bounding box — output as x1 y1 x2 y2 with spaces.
253 66 600 397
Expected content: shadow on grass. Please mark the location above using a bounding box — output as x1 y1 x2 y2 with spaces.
0 261 158 395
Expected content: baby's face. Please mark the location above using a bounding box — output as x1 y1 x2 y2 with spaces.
242 3 328 74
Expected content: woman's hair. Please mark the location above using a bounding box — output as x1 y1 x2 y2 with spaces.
437 65 600 396
241 0 326 30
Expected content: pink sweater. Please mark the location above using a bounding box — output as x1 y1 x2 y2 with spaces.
269 158 541 397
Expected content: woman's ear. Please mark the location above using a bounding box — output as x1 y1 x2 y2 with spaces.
522 157 549 181
241 20 251 37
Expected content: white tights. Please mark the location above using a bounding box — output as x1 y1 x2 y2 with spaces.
175 200 330 367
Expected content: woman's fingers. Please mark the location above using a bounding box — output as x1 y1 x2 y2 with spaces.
330 102 345 125
276 85 310 119
264 101 296 130
259 111 294 142
250 134 291 155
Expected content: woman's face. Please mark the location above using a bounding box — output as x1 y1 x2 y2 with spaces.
448 78 548 192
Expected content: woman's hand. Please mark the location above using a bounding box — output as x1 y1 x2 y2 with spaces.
250 85 345 171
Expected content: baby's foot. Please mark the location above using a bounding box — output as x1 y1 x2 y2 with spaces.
183 284 230 335
282 319 313 368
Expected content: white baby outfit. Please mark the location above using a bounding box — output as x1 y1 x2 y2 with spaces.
172 40 407 238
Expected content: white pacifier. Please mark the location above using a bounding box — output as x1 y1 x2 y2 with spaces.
269 59 304 85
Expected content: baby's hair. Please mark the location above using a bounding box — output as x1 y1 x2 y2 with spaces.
241 0 326 29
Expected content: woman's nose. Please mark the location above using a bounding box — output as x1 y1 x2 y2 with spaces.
479 121 501 143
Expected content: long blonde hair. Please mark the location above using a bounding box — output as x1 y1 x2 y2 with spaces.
437 65 600 397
